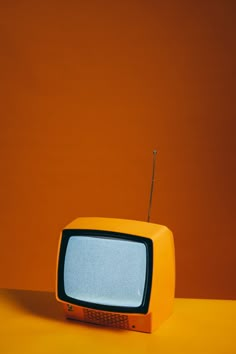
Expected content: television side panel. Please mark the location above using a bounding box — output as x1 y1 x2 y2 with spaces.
55 231 63 303
149 227 175 331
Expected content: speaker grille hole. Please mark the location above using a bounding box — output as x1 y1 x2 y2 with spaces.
83 309 129 329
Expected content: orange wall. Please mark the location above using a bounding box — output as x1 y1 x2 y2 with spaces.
0 0 235 299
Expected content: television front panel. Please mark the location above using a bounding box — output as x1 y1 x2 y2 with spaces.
56 217 175 333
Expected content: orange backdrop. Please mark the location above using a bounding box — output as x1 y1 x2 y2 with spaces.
0 0 235 299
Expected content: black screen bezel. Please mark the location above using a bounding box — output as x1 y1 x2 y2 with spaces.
57 229 153 314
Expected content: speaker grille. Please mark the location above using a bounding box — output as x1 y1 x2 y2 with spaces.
83 309 129 329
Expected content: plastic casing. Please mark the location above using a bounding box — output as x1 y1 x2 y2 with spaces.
56 217 175 333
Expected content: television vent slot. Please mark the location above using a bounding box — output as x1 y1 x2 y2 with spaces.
83 309 129 329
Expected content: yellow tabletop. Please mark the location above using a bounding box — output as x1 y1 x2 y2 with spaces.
0 289 235 354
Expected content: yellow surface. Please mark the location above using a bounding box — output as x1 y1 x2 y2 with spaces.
0 289 235 354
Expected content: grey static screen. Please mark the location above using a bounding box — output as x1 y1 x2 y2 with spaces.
64 236 147 307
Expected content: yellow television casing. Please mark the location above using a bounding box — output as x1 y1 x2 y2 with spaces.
56 217 175 333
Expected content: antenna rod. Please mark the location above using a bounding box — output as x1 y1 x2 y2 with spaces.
147 150 158 222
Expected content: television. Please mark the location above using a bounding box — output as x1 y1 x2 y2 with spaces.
56 217 175 333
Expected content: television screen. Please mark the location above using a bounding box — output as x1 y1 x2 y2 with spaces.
58 230 153 313
64 236 147 307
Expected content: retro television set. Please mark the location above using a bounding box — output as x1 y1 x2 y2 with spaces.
56 151 175 333
56 217 175 333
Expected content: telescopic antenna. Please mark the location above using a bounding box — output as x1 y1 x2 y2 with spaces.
147 149 158 222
